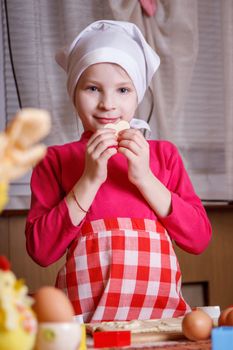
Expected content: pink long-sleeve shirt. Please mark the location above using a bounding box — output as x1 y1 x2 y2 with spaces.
25 131 212 267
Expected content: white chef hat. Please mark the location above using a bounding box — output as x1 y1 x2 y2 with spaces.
55 20 160 104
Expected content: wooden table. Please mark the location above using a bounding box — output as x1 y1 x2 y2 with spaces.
86 336 211 349
117 340 211 349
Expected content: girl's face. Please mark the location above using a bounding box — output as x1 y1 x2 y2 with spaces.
74 63 138 132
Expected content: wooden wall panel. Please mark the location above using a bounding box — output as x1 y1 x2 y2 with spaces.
175 208 233 310
0 217 9 256
2 215 64 293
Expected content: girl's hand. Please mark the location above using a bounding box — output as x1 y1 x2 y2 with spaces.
118 129 151 186
83 128 118 185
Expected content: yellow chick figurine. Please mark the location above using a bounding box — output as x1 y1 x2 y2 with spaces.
0 256 37 350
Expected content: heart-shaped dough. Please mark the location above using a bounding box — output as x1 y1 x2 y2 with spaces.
104 120 130 135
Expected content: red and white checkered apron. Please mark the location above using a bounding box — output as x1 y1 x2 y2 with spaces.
56 218 190 323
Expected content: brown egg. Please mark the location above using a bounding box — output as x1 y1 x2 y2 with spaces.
182 310 213 341
33 286 75 323
218 307 233 326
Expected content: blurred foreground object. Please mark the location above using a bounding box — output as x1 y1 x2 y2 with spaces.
0 108 51 211
0 256 37 350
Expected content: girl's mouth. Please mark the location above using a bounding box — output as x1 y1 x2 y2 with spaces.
95 117 120 124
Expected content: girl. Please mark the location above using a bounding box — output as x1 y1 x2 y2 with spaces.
25 20 212 323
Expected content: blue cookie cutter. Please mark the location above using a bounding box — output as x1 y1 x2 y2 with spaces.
212 327 233 349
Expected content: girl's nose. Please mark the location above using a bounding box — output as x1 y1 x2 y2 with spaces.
98 94 116 110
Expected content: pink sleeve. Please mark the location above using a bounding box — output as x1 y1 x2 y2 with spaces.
158 143 212 254
25 148 83 267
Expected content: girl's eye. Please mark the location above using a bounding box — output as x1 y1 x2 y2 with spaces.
87 86 98 92
119 87 129 94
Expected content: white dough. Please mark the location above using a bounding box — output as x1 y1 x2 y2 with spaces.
104 120 130 135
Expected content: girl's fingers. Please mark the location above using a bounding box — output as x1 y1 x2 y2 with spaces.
118 146 138 163
87 128 116 147
88 139 118 160
118 129 149 156
118 139 141 155
118 129 148 147
87 130 117 156
101 146 118 161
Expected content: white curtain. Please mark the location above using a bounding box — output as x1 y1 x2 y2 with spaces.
108 0 233 201
1 0 233 208
107 0 199 141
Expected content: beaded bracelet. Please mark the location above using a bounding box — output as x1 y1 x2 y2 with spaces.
72 191 88 213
